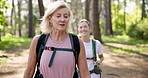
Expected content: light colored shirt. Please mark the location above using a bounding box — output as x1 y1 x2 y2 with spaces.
40 35 75 78
83 39 103 71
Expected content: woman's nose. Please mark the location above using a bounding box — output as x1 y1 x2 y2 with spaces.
82 27 85 31
60 17 65 22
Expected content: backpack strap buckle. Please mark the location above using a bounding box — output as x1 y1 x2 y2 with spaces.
41 46 54 51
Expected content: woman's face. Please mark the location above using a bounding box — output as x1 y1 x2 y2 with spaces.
78 22 90 37
49 8 70 32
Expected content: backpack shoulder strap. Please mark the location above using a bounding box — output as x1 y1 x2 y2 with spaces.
92 39 97 61
69 33 80 78
36 33 50 65
69 33 80 64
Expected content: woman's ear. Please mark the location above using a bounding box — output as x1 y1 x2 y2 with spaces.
48 16 51 21
90 26 93 31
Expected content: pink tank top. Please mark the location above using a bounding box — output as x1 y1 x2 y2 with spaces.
40 35 75 78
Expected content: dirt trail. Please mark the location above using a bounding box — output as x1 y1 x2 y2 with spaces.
0 47 29 78
0 45 148 78
101 46 148 78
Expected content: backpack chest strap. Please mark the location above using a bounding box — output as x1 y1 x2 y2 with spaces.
41 46 74 67
41 46 74 52
86 57 97 60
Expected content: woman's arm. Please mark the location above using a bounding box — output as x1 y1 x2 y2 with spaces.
77 39 90 78
97 54 104 65
23 35 40 78
96 40 104 65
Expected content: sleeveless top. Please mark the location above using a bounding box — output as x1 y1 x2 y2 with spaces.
40 35 75 78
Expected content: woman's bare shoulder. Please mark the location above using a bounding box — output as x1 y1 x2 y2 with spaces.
33 35 40 41
31 35 41 44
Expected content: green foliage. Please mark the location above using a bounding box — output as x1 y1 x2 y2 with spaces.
103 35 148 44
0 34 32 50
111 0 144 36
127 18 148 40
103 35 130 43
112 12 125 35
0 0 12 37
103 35 148 55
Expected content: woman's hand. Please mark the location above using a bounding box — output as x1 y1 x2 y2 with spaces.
94 61 100 66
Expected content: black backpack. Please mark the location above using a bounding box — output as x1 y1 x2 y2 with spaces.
34 33 80 78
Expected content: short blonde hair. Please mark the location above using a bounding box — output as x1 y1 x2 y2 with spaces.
77 19 91 38
78 19 91 27
40 1 73 34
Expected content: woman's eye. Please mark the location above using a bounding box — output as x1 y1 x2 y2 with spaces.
79 27 82 29
64 16 69 18
84 26 87 28
56 16 60 18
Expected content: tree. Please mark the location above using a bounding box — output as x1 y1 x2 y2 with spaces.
0 0 11 41
104 0 113 36
123 0 126 30
114 0 120 32
89 0 102 43
28 0 35 38
17 0 22 37
10 0 14 35
85 0 90 21
70 0 83 34
141 0 146 20
38 0 44 19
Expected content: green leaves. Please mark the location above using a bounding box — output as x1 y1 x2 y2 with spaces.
0 0 11 32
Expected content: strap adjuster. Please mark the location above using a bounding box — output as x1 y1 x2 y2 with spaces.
41 46 54 51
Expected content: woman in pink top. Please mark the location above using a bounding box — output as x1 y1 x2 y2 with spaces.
23 1 90 78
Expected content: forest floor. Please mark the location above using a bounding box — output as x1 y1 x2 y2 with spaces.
0 43 148 78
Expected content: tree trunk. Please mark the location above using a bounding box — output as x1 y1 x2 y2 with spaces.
17 0 22 37
2 26 5 36
109 0 113 35
38 0 44 19
0 33 1 41
123 0 126 30
28 0 35 38
85 0 90 21
90 0 103 43
141 0 146 20
104 0 109 36
10 0 14 35
108 0 113 35
104 0 113 35
14 5 17 35
70 0 83 34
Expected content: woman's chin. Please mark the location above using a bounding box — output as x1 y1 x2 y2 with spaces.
81 34 87 37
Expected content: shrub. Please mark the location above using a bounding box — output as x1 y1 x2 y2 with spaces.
127 18 148 40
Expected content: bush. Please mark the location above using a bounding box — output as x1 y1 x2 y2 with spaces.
127 18 148 40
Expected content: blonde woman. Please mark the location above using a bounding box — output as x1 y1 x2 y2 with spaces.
23 1 90 78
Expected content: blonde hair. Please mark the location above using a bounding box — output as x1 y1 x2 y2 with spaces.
77 19 91 38
40 1 73 34
78 19 91 27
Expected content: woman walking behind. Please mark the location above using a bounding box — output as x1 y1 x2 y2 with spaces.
78 19 104 78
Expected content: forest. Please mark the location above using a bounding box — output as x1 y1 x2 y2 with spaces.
0 0 148 78
0 0 147 41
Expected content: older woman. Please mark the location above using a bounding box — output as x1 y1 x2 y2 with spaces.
23 1 90 78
